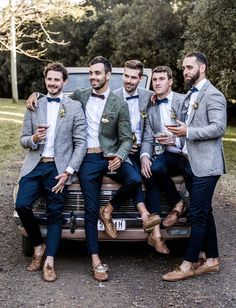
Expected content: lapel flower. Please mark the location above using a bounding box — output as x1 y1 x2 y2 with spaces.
140 110 147 119
171 107 177 119
151 93 158 106
101 113 110 123
59 103 66 118
192 102 199 110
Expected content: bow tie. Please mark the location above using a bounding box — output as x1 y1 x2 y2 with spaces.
126 95 139 101
157 98 168 105
190 86 198 93
91 92 105 100
47 97 61 103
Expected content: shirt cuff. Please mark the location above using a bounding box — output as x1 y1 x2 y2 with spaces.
186 127 189 138
65 166 74 175
140 153 150 159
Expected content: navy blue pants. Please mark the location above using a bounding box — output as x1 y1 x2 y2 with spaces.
78 153 141 255
184 173 220 262
15 162 66 257
146 151 191 215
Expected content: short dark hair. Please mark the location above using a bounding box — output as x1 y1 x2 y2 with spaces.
43 62 68 81
89 56 112 73
185 51 208 68
152 66 173 79
124 60 144 77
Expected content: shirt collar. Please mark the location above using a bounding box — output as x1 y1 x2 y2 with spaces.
157 90 173 103
123 88 138 99
194 78 207 91
47 92 64 101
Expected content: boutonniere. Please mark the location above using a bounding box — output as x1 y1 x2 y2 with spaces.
192 102 199 110
140 110 147 119
171 107 177 119
101 113 110 123
59 104 66 118
151 93 158 106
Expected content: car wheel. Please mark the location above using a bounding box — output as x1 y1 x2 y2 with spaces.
22 235 34 257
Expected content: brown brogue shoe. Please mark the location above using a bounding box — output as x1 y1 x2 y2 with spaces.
148 233 170 254
163 203 187 227
162 266 195 282
143 214 161 232
27 244 46 272
99 206 117 239
194 262 219 276
43 263 57 282
93 263 109 281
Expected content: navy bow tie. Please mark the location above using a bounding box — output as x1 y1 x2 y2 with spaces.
157 98 168 105
91 92 105 100
47 97 61 103
190 86 198 93
126 95 139 101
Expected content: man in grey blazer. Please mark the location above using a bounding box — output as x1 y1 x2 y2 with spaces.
140 66 190 254
16 63 87 282
163 52 227 281
113 60 161 235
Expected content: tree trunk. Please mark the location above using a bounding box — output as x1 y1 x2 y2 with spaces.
10 0 18 103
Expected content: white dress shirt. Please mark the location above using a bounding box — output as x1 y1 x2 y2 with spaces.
123 88 142 144
86 88 110 148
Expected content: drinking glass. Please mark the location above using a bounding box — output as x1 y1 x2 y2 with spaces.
103 153 117 174
37 123 49 145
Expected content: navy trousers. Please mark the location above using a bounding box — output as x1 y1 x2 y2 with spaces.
184 173 220 262
15 162 66 257
78 153 142 255
145 151 191 215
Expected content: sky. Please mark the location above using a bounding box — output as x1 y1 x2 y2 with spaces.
0 0 85 9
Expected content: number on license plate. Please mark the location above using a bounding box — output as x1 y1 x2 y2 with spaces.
97 219 126 231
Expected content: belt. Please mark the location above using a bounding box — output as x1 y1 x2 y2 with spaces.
40 157 55 163
87 147 103 154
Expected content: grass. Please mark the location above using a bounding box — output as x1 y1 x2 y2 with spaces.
0 98 236 174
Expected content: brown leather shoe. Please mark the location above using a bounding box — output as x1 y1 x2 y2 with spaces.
99 206 117 239
194 262 219 276
162 202 187 227
93 263 109 281
27 244 46 272
162 266 195 281
43 263 57 282
143 214 161 232
148 233 170 254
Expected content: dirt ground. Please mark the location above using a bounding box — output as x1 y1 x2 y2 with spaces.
0 154 235 308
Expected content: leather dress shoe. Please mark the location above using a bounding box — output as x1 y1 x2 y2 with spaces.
143 214 161 232
194 262 219 276
99 206 117 239
162 266 195 282
92 263 109 281
27 244 46 272
148 233 170 254
43 263 57 282
162 202 187 227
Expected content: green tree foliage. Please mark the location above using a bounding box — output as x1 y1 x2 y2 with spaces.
181 0 236 99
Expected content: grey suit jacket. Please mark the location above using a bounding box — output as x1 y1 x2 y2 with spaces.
20 95 87 184
183 80 227 177
70 88 132 161
140 92 186 157
113 87 154 139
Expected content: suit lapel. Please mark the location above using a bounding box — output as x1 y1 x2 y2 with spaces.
37 97 47 125
99 92 117 134
54 96 69 138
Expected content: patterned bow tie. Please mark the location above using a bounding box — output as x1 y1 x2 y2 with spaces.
190 86 198 93
47 97 61 103
157 98 168 105
91 92 105 100
126 95 139 100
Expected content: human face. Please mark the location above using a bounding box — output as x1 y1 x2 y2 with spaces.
182 56 206 86
122 67 142 94
89 63 111 93
45 70 66 96
152 72 173 98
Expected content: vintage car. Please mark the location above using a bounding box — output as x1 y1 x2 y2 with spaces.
13 67 190 256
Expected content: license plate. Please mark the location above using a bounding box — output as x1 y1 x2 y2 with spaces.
97 219 126 231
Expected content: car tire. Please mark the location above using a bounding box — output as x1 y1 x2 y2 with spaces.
22 235 34 257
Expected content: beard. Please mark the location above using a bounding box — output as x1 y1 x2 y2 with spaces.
90 77 106 90
185 70 200 87
47 85 63 96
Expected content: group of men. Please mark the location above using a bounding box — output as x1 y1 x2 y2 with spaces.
15 51 227 283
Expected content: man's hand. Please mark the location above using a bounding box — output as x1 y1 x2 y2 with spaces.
130 144 139 154
108 156 122 171
141 155 152 178
166 120 187 137
32 127 47 143
52 173 68 194
26 93 38 111
156 134 176 145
